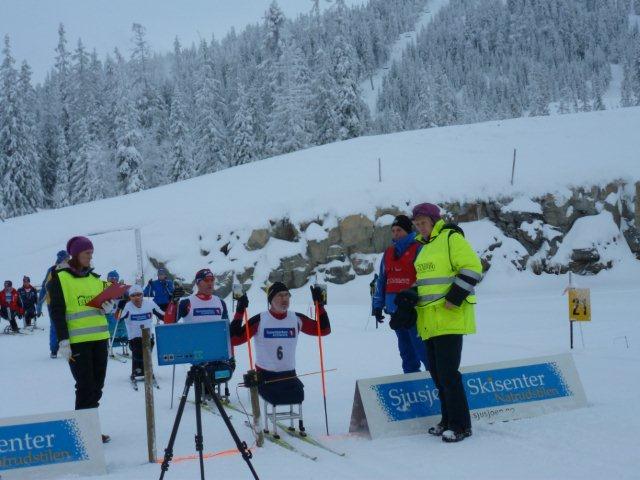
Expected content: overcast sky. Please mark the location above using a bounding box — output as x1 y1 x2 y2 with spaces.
0 0 365 84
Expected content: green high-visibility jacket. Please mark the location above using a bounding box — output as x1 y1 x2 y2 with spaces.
58 271 110 344
414 220 483 341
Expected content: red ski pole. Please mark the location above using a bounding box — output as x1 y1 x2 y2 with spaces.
244 309 254 370
315 300 329 435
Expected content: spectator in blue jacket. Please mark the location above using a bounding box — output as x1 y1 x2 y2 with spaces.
144 268 174 311
37 250 70 358
372 215 428 374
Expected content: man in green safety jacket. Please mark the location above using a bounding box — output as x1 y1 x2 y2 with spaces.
412 202 482 443
49 236 114 443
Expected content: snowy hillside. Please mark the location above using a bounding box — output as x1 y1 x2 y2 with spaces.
1 106 639 290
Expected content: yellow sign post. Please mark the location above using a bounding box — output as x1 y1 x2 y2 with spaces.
568 288 591 322
566 287 591 349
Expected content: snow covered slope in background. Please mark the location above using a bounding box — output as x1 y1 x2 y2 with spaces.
360 0 449 115
1 107 638 287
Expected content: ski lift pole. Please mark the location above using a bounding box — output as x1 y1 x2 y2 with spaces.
314 299 329 436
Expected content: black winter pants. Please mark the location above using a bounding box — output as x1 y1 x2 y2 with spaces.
129 337 154 377
425 334 471 432
258 369 304 405
1 306 19 332
69 340 109 410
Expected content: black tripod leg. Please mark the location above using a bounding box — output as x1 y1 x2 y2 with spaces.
159 370 194 480
193 376 206 480
202 375 260 480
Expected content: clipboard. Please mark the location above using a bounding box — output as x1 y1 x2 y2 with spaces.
86 283 130 308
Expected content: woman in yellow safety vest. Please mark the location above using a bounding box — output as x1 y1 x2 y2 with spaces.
48 236 113 443
412 203 483 443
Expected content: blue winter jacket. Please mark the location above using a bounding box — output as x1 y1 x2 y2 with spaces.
372 232 418 314
37 265 56 314
144 279 175 305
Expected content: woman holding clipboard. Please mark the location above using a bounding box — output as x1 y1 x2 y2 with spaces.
48 236 119 444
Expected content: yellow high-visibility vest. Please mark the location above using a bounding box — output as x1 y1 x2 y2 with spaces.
414 220 482 341
58 271 110 344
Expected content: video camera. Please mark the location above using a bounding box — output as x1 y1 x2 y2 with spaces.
156 320 234 383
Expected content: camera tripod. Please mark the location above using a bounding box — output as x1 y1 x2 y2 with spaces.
159 364 259 480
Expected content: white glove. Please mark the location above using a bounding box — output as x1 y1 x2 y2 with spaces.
59 339 72 361
101 300 117 314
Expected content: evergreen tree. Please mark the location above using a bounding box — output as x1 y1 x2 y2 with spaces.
229 84 256 167
168 87 193 181
0 37 42 217
68 117 93 204
310 49 339 145
53 127 70 208
114 90 146 194
193 46 226 174
332 35 367 140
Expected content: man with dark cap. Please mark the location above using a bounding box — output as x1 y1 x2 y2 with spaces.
372 214 428 374
230 282 330 407
144 268 174 311
412 202 482 443
38 250 70 357
175 268 233 396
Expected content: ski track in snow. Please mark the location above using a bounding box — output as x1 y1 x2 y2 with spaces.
1 271 640 479
361 0 450 116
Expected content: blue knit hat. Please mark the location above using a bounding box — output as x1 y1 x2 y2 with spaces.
56 250 69 264
107 270 120 281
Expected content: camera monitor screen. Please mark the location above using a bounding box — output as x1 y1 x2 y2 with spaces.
155 321 231 366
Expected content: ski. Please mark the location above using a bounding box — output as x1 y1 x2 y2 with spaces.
109 353 128 363
276 423 346 457
243 421 317 461
130 376 159 390
227 401 345 457
187 398 233 419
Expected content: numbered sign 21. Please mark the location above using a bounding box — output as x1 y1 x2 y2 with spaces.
568 288 591 321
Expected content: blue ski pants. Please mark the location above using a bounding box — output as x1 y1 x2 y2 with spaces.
396 325 429 374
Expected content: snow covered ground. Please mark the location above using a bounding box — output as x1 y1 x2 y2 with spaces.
360 0 449 116
1 267 639 479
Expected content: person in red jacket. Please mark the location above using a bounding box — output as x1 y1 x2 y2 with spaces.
230 282 330 406
1 280 22 333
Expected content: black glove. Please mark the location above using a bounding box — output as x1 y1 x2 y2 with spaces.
229 318 244 337
390 289 419 330
372 307 385 324
172 284 186 302
37 311 43 318
235 294 249 314
310 285 325 305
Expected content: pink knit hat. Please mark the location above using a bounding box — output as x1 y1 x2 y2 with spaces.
411 203 441 222
66 236 94 257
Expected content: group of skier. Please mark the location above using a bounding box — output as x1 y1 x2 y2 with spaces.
1 276 41 333
6 199 481 446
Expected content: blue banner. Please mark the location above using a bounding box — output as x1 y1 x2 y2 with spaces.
371 362 573 422
0 419 88 471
